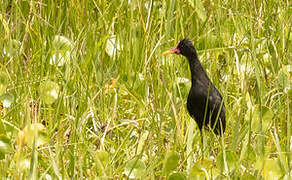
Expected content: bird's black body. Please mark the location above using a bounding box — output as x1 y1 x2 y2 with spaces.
166 39 226 135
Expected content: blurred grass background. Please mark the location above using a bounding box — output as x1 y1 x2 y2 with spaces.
0 0 291 179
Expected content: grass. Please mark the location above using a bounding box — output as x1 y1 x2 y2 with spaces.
0 0 291 179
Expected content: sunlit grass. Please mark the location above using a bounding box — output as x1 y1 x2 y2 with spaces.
0 0 291 179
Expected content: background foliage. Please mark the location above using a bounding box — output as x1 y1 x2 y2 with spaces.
0 0 291 179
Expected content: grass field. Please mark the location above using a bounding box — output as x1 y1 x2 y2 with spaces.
0 0 291 179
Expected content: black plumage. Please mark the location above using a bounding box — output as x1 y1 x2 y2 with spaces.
163 39 226 135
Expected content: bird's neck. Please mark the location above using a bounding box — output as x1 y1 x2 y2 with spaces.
186 53 205 79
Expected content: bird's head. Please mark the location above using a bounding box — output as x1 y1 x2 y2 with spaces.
163 38 196 57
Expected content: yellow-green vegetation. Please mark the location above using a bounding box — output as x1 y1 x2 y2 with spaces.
0 0 291 179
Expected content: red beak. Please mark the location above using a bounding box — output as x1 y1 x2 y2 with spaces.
162 47 180 55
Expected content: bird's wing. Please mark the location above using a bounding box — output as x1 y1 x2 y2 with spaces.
207 88 226 133
207 86 224 114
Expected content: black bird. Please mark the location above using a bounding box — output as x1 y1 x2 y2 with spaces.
163 39 226 135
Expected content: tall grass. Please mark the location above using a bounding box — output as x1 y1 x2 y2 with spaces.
0 0 291 179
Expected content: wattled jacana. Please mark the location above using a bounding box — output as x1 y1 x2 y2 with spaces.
163 39 226 135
